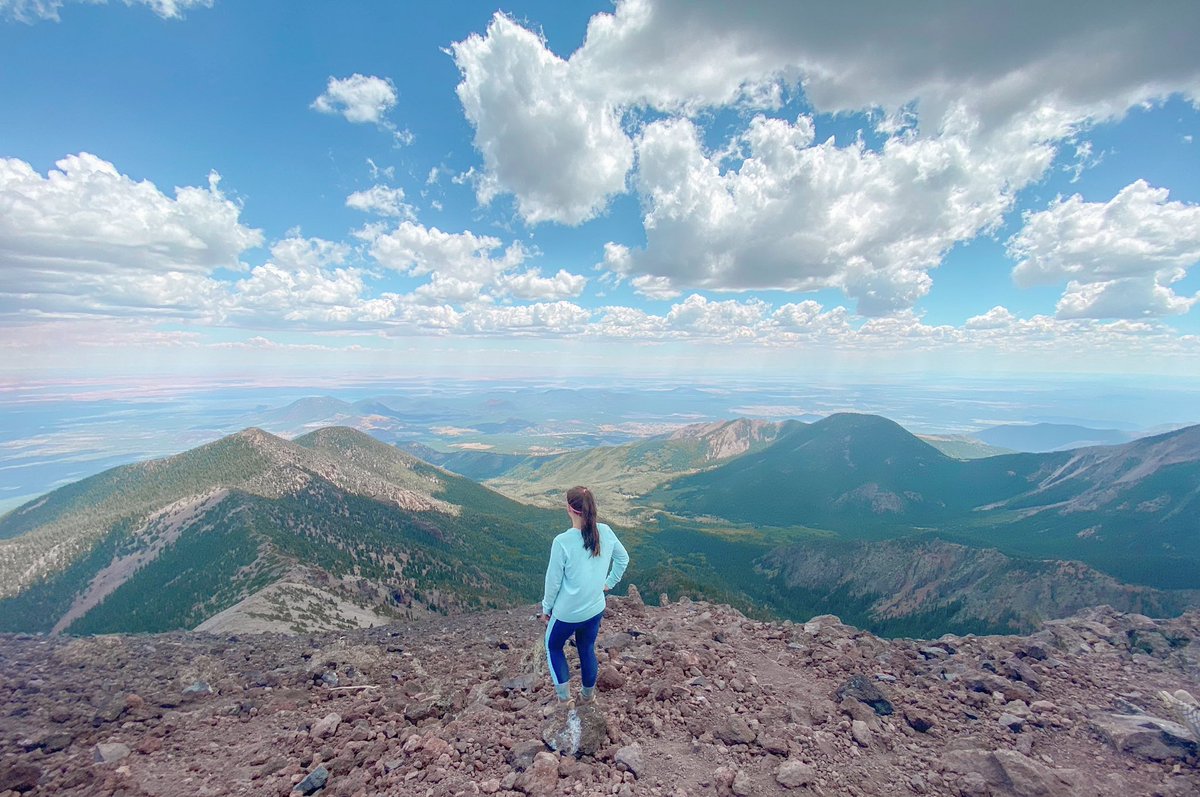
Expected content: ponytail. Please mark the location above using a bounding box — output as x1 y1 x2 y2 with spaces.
567 486 600 557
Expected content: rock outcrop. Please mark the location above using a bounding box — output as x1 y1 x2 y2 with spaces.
0 598 1196 796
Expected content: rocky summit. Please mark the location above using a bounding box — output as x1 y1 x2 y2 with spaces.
0 592 1197 797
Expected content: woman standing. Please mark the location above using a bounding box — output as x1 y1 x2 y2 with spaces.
540 486 629 707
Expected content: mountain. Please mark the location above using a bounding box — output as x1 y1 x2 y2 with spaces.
487 418 794 520
953 425 1200 588
974 422 1132 452
0 427 560 635
655 415 1200 589
757 537 1200 635
3 597 1198 796
654 413 991 528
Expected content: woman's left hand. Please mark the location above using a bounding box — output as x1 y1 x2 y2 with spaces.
539 613 549 625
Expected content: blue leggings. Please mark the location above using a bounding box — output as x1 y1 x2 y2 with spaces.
544 611 603 700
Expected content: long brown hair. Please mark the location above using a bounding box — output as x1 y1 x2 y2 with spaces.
567 485 600 557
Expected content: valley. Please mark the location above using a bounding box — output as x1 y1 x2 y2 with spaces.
1 411 1197 640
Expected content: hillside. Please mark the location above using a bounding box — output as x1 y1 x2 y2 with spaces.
654 414 990 528
1 596 1196 796
756 537 1200 635
655 415 1200 589
0 427 561 635
488 418 793 520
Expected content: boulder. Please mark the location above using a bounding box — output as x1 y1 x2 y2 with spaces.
776 760 815 789
615 743 644 777
92 742 131 763
310 712 341 739
836 675 894 715
1090 713 1198 762
714 715 756 745
540 704 608 757
515 751 559 797
294 765 330 795
506 740 544 772
596 666 626 690
941 749 1082 796
0 762 41 793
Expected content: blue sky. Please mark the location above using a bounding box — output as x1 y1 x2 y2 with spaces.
1 0 1199 383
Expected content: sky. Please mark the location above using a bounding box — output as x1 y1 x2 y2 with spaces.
1 0 1199 383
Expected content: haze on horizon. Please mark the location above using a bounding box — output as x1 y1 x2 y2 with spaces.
0 0 1198 384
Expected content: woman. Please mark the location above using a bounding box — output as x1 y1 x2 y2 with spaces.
540 485 629 707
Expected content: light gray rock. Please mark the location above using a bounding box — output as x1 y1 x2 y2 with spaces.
541 704 607 757
776 760 816 789
93 742 131 763
941 749 1083 796
615 743 644 777
1090 713 1198 762
310 712 341 739
851 719 872 747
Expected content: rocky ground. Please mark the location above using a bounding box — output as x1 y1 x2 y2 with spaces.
0 587 1197 797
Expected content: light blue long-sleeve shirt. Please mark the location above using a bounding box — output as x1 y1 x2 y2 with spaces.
541 522 629 623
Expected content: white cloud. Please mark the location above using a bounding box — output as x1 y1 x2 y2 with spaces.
345 185 414 219
368 220 527 286
630 275 679 300
229 237 365 324
618 111 1055 315
498 269 587 300
665 294 768 339
450 13 633 225
411 275 484 305
459 301 590 335
965 306 1018 330
450 0 1200 314
0 153 261 318
312 74 398 126
2 0 211 22
1009 180 1200 318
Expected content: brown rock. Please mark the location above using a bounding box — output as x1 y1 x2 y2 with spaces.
507 739 545 772
776 760 815 789
310 712 342 739
514 751 559 796
757 734 790 755
0 762 41 793
941 749 1083 796
714 716 756 746
597 666 626 690
904 707 936 733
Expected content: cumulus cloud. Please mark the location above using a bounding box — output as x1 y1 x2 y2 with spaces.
2 0 211 22
367 221 526 286
1009 180 1200 318
630 275 679 300
498 269 587 300
451 0 1200 314
458 301 590 335
450 13 633 225
618 111 1055 315
0 153 262 318
229 237 366 324
312 74 410 141
345 185 414 219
